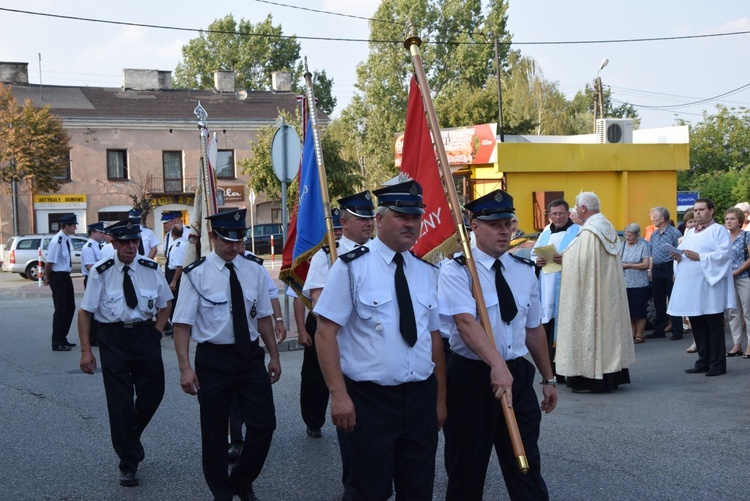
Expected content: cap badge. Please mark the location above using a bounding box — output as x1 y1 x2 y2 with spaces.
364 192 371 200
409 184 418 196
126 221 133 229
494 192 504 203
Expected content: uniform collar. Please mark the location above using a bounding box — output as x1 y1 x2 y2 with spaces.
372 237 408 266
208 250 240 270
114 255 136 272
472 246 510 271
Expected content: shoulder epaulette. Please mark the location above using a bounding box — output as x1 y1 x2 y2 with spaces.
509 254 535 267
339 246 369 263
95 259 114 274
454 255 467 266
322 241 340 255
86 242 93 248
184 257 206 273
175 241 181 247
409 250 438 269
58 236 62 244
137 258 158 270
243 253 264 266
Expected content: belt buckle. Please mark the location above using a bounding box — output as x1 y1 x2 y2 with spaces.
124 321 134 328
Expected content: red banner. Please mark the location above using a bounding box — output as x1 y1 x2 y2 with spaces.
400 76 456 257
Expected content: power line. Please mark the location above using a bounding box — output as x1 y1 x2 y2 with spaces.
613 82 750 109
253 0 402 26
1 7 749 46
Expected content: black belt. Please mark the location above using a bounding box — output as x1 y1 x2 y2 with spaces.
51 270 71 274
456 354 518 370
101 320 155 329
653 261 672 267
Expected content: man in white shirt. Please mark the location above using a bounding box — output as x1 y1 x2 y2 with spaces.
44 213 79 351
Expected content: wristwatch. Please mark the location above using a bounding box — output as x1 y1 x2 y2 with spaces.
539 377 557 386
274 317 283 323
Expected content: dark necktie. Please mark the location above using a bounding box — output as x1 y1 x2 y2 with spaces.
226 262 252 356
393 253 417 347
99 242 103 250
492 260 518 324
66 239 72 268
164 234 170 257
138 239 145 256
122 265 138 309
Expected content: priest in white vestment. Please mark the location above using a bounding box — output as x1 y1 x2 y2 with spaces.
556 192 635 392
668 198 735 376
531 199 580 379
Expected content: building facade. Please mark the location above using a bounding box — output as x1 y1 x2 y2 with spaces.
0 63 311 247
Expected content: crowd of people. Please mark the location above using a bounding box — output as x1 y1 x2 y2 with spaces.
38 185 745 500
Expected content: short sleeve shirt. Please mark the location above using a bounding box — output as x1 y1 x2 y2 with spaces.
46 231 72 272
622 240 651 288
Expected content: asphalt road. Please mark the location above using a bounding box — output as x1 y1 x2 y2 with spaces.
0 270 748 500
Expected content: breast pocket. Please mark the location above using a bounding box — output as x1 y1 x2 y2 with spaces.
357 290 393 331
139 289 158 316
416 294 438 329
200 293 229 325
243 288 260 320
102 292 124 319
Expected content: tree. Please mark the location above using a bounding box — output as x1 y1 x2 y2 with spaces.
174 14 336 115
680 105 750 176
0 84 70 195
239 113 363 210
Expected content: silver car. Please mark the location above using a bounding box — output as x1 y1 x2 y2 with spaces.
2 234 87 280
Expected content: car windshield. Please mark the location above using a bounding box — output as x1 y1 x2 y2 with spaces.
5 237 15 251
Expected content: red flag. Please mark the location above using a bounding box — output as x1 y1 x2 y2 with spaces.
401 75 456 258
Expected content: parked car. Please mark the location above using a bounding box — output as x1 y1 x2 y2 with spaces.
244 223 284 255
2 234 87 280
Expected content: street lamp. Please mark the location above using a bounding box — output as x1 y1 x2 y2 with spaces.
594 58 609 131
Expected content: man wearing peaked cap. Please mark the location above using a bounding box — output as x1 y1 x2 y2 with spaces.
78 217 173 487
438 189 557 500
314 180 446 499
298 197 374 450
161 210 187 258
173 207 280 501
44 213 79 351
82 222 106 287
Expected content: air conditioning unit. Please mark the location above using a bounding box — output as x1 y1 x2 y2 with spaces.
596 118 633 144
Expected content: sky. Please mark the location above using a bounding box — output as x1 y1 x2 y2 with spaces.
1 0 748 130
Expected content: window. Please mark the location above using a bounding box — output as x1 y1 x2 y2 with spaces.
16 238 41 251
107 150 128 180
98 211 129 223
216 150 235 179
52 150 72 181
163 151 183 192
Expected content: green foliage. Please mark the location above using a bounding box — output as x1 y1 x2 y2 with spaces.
0 84 70 194
174 14 302 91
682 105 750 176
239 113 363 210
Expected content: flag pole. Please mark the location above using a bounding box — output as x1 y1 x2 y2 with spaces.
404 35 529 474
303 59 337 263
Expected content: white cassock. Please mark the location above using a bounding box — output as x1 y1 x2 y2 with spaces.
556 213 635 380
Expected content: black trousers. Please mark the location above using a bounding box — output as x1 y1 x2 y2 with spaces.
98 323 165 473
651 262 684 335
445 356 548 501
195 342 276 501
542 319 558 376
165 268 179 323
690 313 726 373
301 313 329 430
341 375 437 501
49 271 75 347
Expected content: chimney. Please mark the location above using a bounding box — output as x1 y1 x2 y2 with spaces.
0 62 29 84
214 70 235 93
122 69 173 90
271 71 292 93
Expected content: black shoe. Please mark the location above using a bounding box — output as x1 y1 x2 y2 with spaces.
64 340 77 347
669 334 683 341
685 367 707 374
645 332 665 339
306 427 322 438
228 444 242 462
119 471 139 487
705 370 726 377
52 344 72 352
236 484 259 501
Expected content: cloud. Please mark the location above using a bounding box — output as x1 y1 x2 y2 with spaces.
76 26 182 70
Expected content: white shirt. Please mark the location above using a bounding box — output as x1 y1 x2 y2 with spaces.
140 227 159 256
173 251 273 345
303 235 361 296
162 228 189 256
46 231 73 272
81 255 172 323
668 223 736 316
100 242 115 261
245 251 279 299
81 238 102 277
314 237 440 386
166 240 186 270
438 247 542 361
